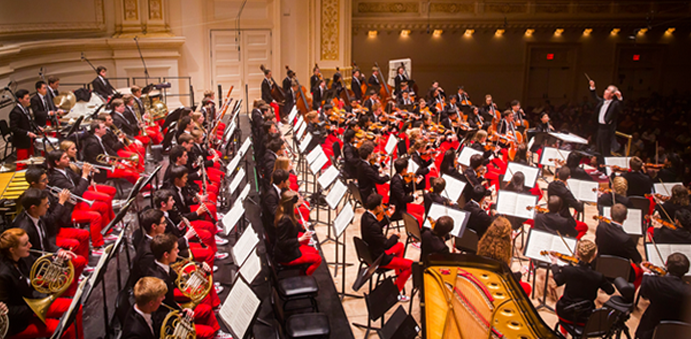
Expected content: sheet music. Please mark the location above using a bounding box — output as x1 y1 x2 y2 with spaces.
238 137 251 156
548 132 588 145
326 180 347 209
654 182 682 197
239 249 262 283
238 183 250 202
566 179 598 203
407 159 419 174
219 278 261 339
503 162 539 188
288 106 298 123
318 165 339 189
232 227 259 267
296 120 308 140
222 201 245 236
385 135 398 155
310 152 328 175
225 121 237 141
295 115 304 130
496 191 537 219
306 146 323 164
423 203 470 237
645 244 691 276
298 133 312 153
602 207 642 235
229 168 245 195
333 202 355 238
457 147 483 166
87 244 113 287
539 147 571 166
604 156 631 176
226 153 242 173
440 174 466 203
524 229 578 265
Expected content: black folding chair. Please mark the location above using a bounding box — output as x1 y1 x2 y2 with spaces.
653 321 691 339
454 229 479 254
402 212 421 257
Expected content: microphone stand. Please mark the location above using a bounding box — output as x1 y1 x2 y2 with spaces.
133 36 150 81
81 52 98 73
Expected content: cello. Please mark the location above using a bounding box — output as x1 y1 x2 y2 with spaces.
285 65 312 115
335 66 355 108
260 64 286 106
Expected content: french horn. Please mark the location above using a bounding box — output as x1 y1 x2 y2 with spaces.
160 303 196 339
23 250 75 323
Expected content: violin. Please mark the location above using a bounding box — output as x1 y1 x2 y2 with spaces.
644 163 665 170
593 215 612 223
548 158 566 167
540 250 579 265
375 204 394 222
427 216 437 228
645 193 671 202
642 262 667 276
604 164 629 172
645 215 678 230
526 205 549 214
403 172 416 184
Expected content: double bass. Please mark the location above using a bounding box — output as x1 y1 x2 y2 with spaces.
352 61 368 98
335 66 355 108
259 64 286 106
374 62 394 103
285 65 312 115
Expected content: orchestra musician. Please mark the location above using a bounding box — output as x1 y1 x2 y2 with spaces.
636 253 691 339
91 65 116 100
60 140 119 201
533 196 578 238
340 129 358 179
355 141 390 203
31 81 62 127
476 217 531 295
467 105 487 130
389 158 418 221
131 209 167 285
46 76 60 101
262 169 290 244
597 176 633 213
464 154 486 188
480 94 499 123
309 65 321 93
595 203 643 287
360 194 412 299
420 215 453 261
311 80 326 110
653 185 690 223
509 100 527 132
273 190 322 275
131 86 163 144
547 167 588 239
368 67 381 89
423 177 456 213
394 66 408 96
620 156 654 197
83 120 141 185
97 113 145 170
9 89 38 170
161 166 218 226
589 79 623 161
652 209 691 244
0 228 83 338
439 149 466 182
121 276 167 339
351 68 364 101
463 186 496 237
111 98 148 146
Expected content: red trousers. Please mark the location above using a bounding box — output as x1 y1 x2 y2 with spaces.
168 297 220 339
134 134 150 146
191 204 218 224
16 146 33 170
10 299 82 339
64 254 87 296
117 149 144 171
107 167 140 185
88 184 116 199
73 201 108 247
281 245 322 276
382 242 413 292
146 126 163 144
56 227 90 260
575 220 589 239
190 243 215 267
174 288 222 320
83 190 115 222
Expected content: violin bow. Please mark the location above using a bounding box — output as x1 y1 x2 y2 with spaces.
649 233 666 268
556 231 575 256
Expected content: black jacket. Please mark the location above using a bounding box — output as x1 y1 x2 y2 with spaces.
44 191 73 236
356 159 390 204
161 182 198 215
341 142 358 179
92 76 116 99
360 211 397 266
262 150 278 184
654 201 691 223
411 151 432 177
595 221 642 264
653 226 691 244
463 200 493 237
423 191 453 216
12 212 57 256
144 263 181 311
9 104 34 149
30 93 55 126
597 193 633 213
622 171 653 197
311 85 325 110
547 180 583 219
0 256 40 336
636 274 691 339
389 174 414 219
262 184 281 244
113 111 140 137
591 88 622 134
551 262 614 323
351 76 363 100
273 216 302 263
48 167 89 197
122 306 158 339
420 228 449 262
464 168 482 187
533 212 578 238
261 78 273 103
103 127 126 151
131 235 155 285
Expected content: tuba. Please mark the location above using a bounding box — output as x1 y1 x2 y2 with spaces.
23 250 75 323
160 303 196 339
171 258 212 310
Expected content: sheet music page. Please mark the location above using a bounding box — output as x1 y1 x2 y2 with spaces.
295 115 304 130
226 153 242 173
306 146 323 164
232 228 259 267
288 106 298 123
238 137 251 156
527 136 535 151
326 181 347 210
423 203 447 228
407 159 419 174
318 165 339 189
503 162 539 187
224 122 236 143
239 249 262 283
567 179 598 203
551 236 578 263
296 119 307 139
602 207 642 235
524 229 557 263
222 201 245 236
515 194 538 219
333 202 355 237
229 168 245 195
440 174 466 202
423 204 470 236
654 182 682 197
457 147 483 166
219 278 261 339
604 157 631 176
496 191 519 217
238 184 250 202
310 152 328 175
87 244 113 287
385 135 398 155
298 133 312 153
539 147 571 166
548 132 588 144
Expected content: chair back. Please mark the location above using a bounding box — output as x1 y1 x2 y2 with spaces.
594 255 632 281
353 236 374 266
454 229 479 254
581 308 618 337
114 288 134 327
332 141 342 160
628 196 651 234
612 277 635 304
348 180 364 207
0 120 11 139
652 321 691 339
402 212 421 242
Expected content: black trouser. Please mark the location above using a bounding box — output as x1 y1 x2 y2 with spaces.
597 125 611 163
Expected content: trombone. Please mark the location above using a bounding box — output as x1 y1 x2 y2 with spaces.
46 185 95 207
110 124 132 146
96 153 139 168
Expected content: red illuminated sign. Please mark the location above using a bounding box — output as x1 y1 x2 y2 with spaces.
546 53 554 60
633 54 640 61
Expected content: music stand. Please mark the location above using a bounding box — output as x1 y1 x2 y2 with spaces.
377 305 419 339
101 197 135 235
50 278 88 339
64 116 85 139
331 203 358 300
352 277 400 337
162 107 185 130
219 276 262 339
352 253 384 292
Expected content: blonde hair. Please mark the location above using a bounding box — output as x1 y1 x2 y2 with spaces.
133 277 168 307
305 111 318 121
612 176 628 196
474 130 488 142
273 156 291 173
477 217 512 265
59 140 80 172
576 239 597 263
408 139 426 155
0 228 27 258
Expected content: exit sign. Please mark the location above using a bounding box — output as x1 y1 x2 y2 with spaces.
546 53 554 60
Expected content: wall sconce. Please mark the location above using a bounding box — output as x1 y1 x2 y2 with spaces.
525 29 534 36
665 27 676 35
368 30 378 38
554 28 564 36
400 30 410 37
611 28 620 35
583 28 592 36
464 29 474 37
433 29 443 37
637 28 648 35
495 29 505 37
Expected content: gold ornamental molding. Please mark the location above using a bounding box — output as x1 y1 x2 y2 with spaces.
357 2 420 13
149 0 164 20
123 0 139 21
321 0 340 61
429 3 474 14
0 0 105 36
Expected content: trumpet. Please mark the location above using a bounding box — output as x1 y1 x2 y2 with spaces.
96 153 139 168
110 124 132 146
159 303 196 339
24 249 75 323
71 160 114 173
46 185 95 207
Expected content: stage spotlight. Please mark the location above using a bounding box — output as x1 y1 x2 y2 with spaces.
665 27 676 35
554 28 564 36
433 29 443 37
464 29 474 37
368 30 378 38
638 28 648 35
400 30 410 37
525 29 534 36
611 28 620 35
583 28 592 36
495 29 505 37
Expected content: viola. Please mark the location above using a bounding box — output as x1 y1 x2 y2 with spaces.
526 205 549 213
540 250 578 265
645 215 678 230
645 193 671 202
642 262 667 276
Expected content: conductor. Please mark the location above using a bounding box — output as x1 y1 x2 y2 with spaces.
589 79 623 162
